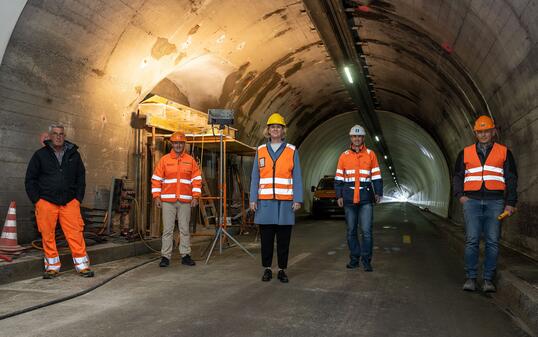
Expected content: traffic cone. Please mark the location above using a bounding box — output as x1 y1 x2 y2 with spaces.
0 201 25 256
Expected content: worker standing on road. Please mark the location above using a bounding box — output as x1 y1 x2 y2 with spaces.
152 131 202 268
25 124 94 279
335 125 383 272
454 115 518 293
249 113 303 283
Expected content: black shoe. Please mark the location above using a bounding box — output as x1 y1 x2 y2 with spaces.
462 278 477 291
346 260 359 269
181 254 196 266
262 268 272 282
482 279 496 293
277 270 289 283
362 259 373 272
43 270 58 279
79 269 95 278
159 257 170 267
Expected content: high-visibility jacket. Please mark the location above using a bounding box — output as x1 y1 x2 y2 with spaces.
152 150 202 203
335 145 382 204
463 143 506 191
257 143 295 200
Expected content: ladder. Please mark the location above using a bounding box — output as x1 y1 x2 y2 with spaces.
199 173 218 228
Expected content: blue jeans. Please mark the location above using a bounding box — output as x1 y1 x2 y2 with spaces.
344 203 373 264
463 198 504 280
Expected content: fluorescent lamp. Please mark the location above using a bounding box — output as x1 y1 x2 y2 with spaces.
374 136 380 142
384 155 388 160
344 66 353 84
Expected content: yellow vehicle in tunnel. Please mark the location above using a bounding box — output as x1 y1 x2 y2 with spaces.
310 175 344 218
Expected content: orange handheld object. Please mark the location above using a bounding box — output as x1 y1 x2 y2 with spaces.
497 211 510 220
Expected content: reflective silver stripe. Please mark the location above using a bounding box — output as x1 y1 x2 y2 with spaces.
258 188 293 195
371 167 380 173
4 220 16 227
259 178 293 185
152 174 164 181
8 208 16 215
344 177 356 182
464 176 483 182
335 176 344 181
45 256 60 265
371 174 382 180
349 187 364 190
179 195 193 200
346 169 356 174
336 169 344 174
258 144 267 149
192 188 201 193
483 175 505 182
483 165 503 174
180 179 192 184
151 188 161 193
286 144 296 150
465 167 483 174
1 232 17 240
359 177 371 182
46 265 61 272
163 178 177 184
191 175 202 181
359 169 370 175
73 256 89 264
160 194 176 199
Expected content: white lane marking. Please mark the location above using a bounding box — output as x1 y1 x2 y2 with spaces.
327 251 336 255
288 252 311 266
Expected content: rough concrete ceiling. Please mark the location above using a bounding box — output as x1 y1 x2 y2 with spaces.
0 0 536 259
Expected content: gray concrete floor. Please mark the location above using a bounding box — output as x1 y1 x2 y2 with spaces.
0 203 531 337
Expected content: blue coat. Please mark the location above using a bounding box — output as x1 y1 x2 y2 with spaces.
249 142 303 225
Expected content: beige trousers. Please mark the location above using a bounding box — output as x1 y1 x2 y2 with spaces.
161 201 191 259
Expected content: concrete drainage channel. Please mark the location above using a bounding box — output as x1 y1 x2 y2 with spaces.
416 206 538 336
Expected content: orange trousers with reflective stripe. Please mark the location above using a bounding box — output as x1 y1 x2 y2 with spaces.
35 198 88 271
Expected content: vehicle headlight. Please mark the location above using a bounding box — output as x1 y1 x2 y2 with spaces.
313 196 320 201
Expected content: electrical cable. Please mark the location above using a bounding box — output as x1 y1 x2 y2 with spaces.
0 255 159 321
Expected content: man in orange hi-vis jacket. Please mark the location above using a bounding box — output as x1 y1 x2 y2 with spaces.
335 124 383 272
152 131 202 267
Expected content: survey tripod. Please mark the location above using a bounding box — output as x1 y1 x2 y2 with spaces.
203 124 254 264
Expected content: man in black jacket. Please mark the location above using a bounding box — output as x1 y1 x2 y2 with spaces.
25 124 94 279
453 116 517 293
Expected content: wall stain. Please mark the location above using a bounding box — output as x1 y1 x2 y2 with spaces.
274 28 292 38
188 24 200 35
175 52 187 65
263 8 286 20
284 61 303 78
151 37 177 60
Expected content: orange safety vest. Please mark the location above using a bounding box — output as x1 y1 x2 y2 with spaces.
463 143 506 191
335 145 381 203
151 150 202 203
257 143 295 200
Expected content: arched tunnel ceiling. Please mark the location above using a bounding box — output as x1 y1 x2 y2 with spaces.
0 0 536 259
300 111 449 217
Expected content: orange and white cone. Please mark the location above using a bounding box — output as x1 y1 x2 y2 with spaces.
0 201 25 256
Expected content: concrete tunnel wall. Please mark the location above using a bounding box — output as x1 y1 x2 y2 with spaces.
0 0 536 260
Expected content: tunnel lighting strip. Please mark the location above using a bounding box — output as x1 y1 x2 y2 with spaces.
344 66 353 83
374 135 380 142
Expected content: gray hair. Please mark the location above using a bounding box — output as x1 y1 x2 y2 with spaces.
48 123 65 133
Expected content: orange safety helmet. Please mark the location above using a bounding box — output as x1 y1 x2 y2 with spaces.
473 116 495 131
170 131 187 142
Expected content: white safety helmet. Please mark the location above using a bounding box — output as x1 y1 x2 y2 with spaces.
349 124 366 136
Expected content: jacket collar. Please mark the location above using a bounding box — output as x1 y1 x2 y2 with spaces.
44 139 77 152
350 144 366 153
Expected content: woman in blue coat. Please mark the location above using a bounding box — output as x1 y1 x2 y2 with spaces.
249 113 303 283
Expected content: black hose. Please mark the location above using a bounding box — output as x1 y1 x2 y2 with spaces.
0 256 159 321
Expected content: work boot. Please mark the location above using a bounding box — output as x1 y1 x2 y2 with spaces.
482 279 496 293
262 268 272 282
346 259 359 269
42 270 58 279
462 278 477 291
277 269 289 283
79 269 95 278
181 254 196 266
362 258 373 272
159 257 170 267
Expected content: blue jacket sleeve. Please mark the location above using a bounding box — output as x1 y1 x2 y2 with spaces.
249 152 260 203
292 149 303 203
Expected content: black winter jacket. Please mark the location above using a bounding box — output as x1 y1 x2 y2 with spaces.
25 140 86 205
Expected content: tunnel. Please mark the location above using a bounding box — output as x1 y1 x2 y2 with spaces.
0 0 536 263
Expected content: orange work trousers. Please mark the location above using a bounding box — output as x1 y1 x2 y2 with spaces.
35 198 90 272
